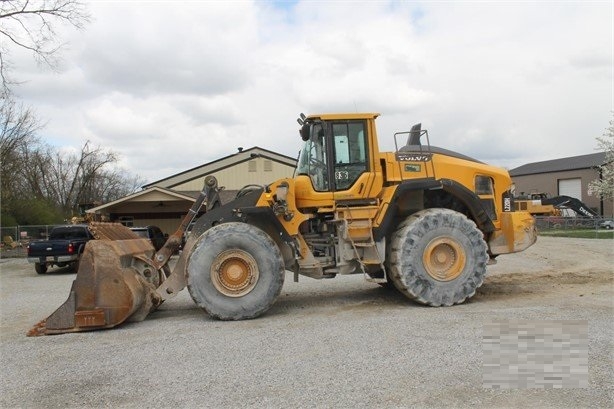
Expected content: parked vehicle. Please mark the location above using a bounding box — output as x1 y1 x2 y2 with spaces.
599 220 614 229
26 225 94 274
129 226 167 251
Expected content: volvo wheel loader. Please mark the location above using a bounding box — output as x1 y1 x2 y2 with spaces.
29 113 537 336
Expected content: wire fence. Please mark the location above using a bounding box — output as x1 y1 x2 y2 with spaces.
533 216 611 230
1 225 62 244
1 225 65 259
1 217 612 259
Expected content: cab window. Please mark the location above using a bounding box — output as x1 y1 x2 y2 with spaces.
332 122 367 191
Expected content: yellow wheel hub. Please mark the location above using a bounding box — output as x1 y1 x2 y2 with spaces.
211 249 259 297
423 237 466 281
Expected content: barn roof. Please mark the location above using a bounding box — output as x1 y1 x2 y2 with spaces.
86 186 195 214
509 152 606 177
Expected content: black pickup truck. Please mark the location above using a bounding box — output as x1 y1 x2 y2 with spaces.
27 225 94 274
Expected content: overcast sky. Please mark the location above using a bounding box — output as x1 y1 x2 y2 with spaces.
10 0 614 183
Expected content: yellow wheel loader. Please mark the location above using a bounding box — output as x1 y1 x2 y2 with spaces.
28 113 537 336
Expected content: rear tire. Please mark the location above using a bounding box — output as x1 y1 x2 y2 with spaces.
388 208 488 306
35 263 47 275
187 222 285 320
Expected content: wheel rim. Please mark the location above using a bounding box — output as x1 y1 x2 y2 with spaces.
210 249 259 297
423 237 466 281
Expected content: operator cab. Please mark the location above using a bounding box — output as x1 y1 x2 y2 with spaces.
296 115 369 193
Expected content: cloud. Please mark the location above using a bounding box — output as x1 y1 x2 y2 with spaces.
9 0 613 182
80 92 247 177
78 2 258 97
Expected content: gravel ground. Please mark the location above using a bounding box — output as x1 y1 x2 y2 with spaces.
1 236 612 408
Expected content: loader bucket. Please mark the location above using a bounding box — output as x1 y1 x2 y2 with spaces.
28 225 163 336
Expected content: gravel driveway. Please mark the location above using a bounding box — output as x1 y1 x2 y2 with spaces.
1 236 612 408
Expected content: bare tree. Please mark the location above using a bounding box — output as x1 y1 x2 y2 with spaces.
38 141 115 214
2 111 143 223
0 97 42 166
0 97 43 212
0 0 89 96
80 167 144 205
0 3 144 224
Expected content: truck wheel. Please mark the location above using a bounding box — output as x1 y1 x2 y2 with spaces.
187 222 285 320
388 208 488 306
35 263 47 275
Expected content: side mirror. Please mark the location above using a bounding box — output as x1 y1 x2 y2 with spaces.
300 123 310 141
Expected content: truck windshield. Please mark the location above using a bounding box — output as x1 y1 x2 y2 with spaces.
296 122 329 191
50 227 89 240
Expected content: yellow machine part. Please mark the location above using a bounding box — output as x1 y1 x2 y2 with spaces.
488 211 537 255
514 200 561 216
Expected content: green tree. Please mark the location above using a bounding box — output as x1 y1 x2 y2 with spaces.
10 198 64 225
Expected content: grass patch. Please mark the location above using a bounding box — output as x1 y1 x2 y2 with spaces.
539 229 614 239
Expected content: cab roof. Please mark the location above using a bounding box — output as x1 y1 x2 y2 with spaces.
307 113 380 121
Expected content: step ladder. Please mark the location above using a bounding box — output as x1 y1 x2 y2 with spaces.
337 217 387 284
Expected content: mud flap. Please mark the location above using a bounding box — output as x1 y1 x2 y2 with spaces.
28 238 163 336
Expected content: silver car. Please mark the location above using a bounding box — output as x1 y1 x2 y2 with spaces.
599 220 614 230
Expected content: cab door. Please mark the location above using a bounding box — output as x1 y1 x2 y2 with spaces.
294 121 335 209
330 121 377 203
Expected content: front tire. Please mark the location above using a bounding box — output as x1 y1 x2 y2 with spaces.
187 222 285 320
388 208 488 306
